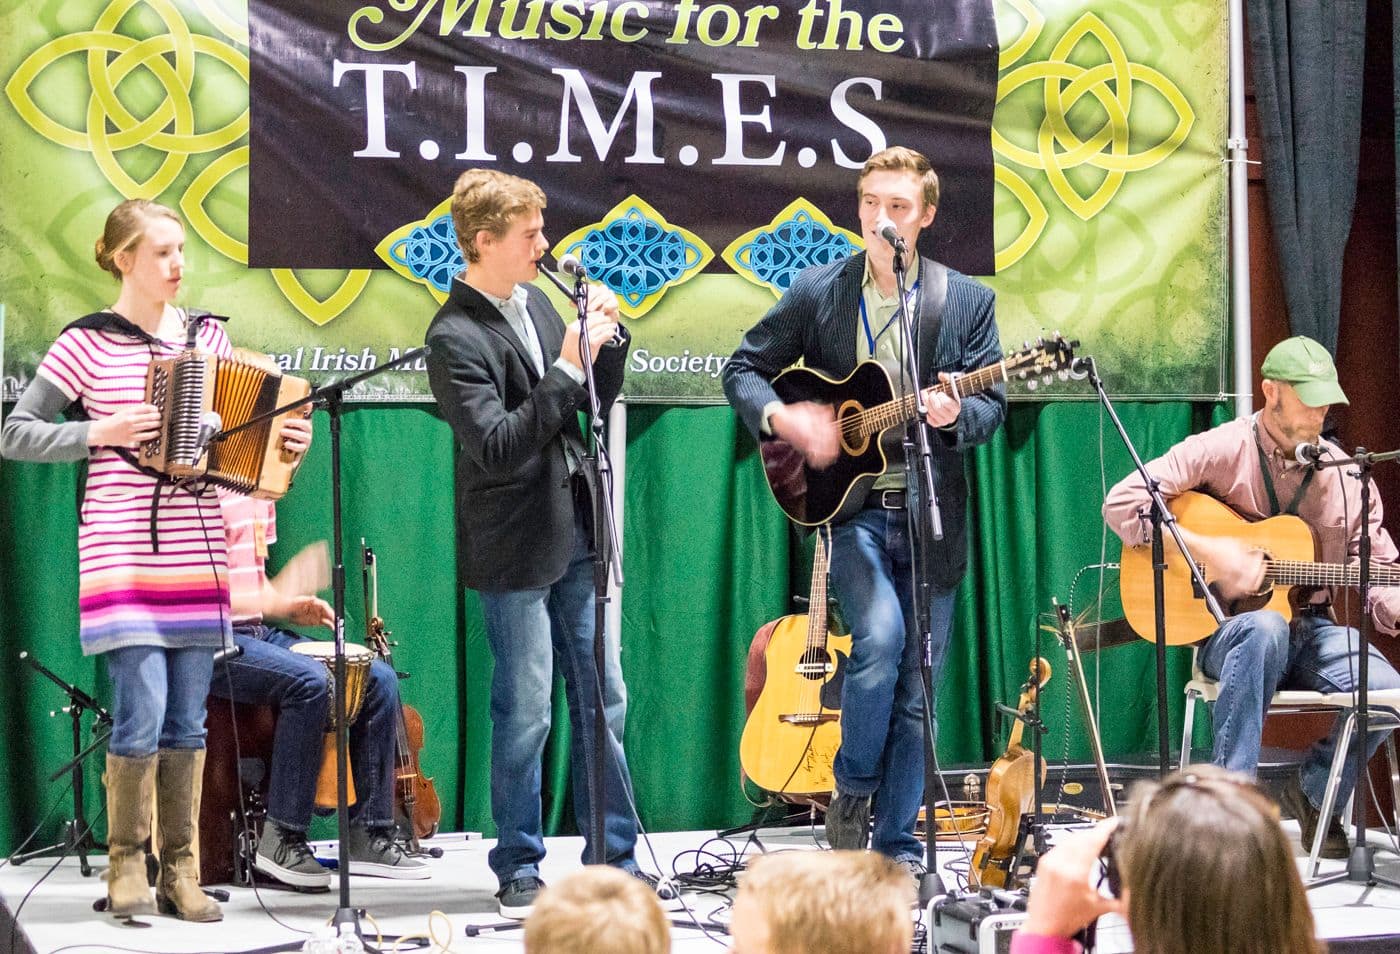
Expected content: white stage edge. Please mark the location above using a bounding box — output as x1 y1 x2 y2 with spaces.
0 824 1397 953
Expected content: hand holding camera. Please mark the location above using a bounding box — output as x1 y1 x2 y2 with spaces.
1021 819 1125 939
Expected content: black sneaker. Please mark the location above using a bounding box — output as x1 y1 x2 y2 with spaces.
825 789 872 850
625 867 683 911
1277 772 1349 859
347 825 430 880
497 876 545 919
254 823 332 889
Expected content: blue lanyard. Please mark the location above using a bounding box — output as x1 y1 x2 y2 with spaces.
859 269 921 356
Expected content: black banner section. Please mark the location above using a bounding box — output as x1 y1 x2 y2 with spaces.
248 0 997 274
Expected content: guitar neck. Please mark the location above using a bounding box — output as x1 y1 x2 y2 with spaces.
857 362 1009 439
805 534 830 648
1266 560 1400 588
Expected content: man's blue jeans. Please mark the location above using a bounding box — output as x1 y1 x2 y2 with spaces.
1198 609 1400 809
477 502 638 887
209 624 400 832
828 505 956 862
105 646 214 756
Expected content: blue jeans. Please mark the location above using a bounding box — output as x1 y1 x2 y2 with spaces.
209 625 400 831
477 499 637 886
1199 609 1400 809
105 646 215 756
828 505 957 861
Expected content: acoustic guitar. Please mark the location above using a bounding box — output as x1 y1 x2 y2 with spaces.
1119 490 1400 645
759 335 1077 526
740 531 852 796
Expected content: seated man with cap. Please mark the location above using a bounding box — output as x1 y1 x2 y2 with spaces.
1103 335 1400 859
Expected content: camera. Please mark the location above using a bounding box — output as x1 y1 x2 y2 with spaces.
1100 821 1126 898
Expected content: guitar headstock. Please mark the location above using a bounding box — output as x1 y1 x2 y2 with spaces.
1004 333 1079 391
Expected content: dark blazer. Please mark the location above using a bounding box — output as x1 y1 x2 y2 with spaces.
722 251 1005 589
426 278 627 591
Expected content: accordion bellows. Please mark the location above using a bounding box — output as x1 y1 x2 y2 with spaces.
139 347 311 499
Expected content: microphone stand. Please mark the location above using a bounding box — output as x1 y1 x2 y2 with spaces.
883 237 950 903
539 263 625 868
1306 446 1400 891
207 346 430 948
1076 356 1224 775
11 652 112 876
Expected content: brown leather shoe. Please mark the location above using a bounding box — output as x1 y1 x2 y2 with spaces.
1277 772 1349 860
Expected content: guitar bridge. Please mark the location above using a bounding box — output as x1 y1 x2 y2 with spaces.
779 713 841 725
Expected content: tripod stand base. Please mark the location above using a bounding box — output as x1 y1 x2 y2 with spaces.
1307 844 1400 891
9 820 105 876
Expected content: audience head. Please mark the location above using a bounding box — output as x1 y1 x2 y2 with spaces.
1022 766 1321 954
1117 765 1322 954
523 865 669 954
730 850 913 954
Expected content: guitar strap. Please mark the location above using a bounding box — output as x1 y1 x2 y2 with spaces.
1252 418 1313 516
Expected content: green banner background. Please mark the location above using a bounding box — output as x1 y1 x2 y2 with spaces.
2 0 1226 402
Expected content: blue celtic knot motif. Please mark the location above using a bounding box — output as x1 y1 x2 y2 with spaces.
734 210 858 293
387 214 463 294
566 208 705 308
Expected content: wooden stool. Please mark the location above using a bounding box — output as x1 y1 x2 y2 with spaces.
200 697 275 885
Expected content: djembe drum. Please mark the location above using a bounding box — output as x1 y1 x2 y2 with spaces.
290 642 374 809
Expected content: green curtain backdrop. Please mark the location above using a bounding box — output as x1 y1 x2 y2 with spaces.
0 400 1222 852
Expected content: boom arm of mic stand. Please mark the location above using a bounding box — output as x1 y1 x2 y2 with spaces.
1078 357 1225 624
208 345 432 445
20 652 111 723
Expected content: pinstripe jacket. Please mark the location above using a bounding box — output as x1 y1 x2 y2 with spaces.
722 251 1005 588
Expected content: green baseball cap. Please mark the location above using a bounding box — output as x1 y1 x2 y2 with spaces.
1260 336 1348 407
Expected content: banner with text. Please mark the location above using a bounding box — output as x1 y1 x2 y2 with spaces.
1 0 1226 402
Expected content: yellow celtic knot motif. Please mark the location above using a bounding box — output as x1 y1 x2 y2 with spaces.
6 0 246 198
993 0 1196 269
5 0 367 326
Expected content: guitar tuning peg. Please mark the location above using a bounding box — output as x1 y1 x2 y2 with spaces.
1026 378 1039 391
1058 369 1069 380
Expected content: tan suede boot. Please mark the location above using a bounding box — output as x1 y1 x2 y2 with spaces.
103 752 158 918
154 748 221 922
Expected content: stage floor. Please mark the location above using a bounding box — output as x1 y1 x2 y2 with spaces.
0 822 1398 953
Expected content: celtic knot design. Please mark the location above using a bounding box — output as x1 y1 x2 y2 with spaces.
5 0 248 200
4 0 368 326
992 0 1196 269
723 201 861 298
388 214 464 295
553 196 712 318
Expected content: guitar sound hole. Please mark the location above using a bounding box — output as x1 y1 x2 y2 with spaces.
798 649 832 680
836 401 866 455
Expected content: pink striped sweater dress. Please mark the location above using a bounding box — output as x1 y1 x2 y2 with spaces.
35 316 233 655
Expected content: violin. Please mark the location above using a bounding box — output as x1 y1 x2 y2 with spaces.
969 656 1051 889
363 544 442 851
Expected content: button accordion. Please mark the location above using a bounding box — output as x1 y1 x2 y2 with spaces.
138 347 311 499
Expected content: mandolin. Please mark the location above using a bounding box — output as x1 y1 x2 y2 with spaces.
1118 491 1400 645
363 544 442 847
969 657 1051 890
758 335 1077 526
740 530 852 796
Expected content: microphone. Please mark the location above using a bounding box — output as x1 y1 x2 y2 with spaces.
540 257 627 348
1294 442 1325 467
875 217 906 251
558 253 588 280
194 411 222 457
